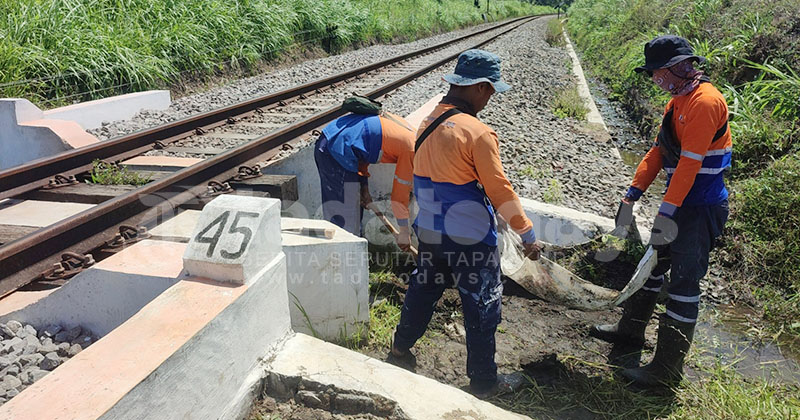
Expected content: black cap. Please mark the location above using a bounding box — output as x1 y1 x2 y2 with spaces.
634 35 705 74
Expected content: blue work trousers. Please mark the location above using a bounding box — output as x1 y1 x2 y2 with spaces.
314 137 364 236
643 200 729 323
394 228 503 387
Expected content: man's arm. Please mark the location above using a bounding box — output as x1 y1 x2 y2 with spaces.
658 100 720 216
627 144 663 201
472 131 536 244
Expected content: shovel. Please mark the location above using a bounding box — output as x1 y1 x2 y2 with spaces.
499 224 657 311
366 203 419 258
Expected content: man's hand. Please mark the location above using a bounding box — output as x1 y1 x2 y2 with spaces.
396 225 412 252
615 198 634 228
523 241 542 261
360 184 373 209
649 214 678 252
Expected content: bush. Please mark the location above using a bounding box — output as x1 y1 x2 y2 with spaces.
552 86 589 120
730 154 800 292
545 18 565 47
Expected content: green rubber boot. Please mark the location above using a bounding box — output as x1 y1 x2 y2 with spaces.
590 289 658 348
620 314 696 388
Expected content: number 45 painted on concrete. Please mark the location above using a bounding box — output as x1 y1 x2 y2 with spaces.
194 210 259 260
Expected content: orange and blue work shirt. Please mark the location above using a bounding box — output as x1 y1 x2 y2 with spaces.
413 100 535 246
319 112 415 224
627 83 732 216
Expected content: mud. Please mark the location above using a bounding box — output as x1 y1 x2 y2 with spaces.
361 270 643 418
249 373 407 420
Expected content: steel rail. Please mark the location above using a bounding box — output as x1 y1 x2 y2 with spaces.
0 16 539 297
0 16 533 201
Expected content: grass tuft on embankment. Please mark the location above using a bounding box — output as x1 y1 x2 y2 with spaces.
0 0 552 107
566 0 800 337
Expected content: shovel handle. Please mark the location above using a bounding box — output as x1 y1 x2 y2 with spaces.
367 203 418 258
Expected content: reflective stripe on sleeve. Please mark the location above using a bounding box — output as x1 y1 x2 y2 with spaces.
680 150 705 161
705 147 732 156
394 175 412 186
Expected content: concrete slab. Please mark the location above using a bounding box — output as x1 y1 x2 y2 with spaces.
19 119 99 149
0 240 189 336
0 200 94 227
0 202 291 420
267 334 530 420
282 218 369 341
121 155 203 171
149 209 201 242
153 210 370 342
0 289 56 318
520 198 650 245
43 90 171 130
404 93 444 129
563 27 608 131
183 195 283 285
0 99 100 170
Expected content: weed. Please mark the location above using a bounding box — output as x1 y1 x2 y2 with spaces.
542 179 563 204
545 18 566 47
552 86 589 120
88 160 150 185
368 298 401 349
490 343 800 419
519 165 551 179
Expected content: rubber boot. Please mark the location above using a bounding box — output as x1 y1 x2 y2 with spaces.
620 314 696 388
590 289 658 348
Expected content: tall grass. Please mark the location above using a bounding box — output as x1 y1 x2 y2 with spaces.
0 0 551 107
566 0 800 334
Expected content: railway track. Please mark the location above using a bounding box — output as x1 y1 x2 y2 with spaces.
0 15 542 297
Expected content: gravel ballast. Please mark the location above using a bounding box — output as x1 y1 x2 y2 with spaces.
89 19 508 141
0 321 96 405
93 15 658 224
381 17 658 220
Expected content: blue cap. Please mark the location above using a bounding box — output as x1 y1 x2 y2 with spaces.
443 49 511 93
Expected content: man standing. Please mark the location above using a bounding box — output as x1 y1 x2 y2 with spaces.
592 36 731 388
389 50 540 397
314 105 415 250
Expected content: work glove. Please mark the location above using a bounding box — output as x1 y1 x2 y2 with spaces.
523 241 542 261
648 213 678 255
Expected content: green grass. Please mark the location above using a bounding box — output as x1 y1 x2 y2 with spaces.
542 178 564 204
545 17 566 47
566 0 800 337
491 344 800 419
88 159 151 185
552 85 589 120
0 0 552 107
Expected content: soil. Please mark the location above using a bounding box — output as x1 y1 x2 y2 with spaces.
360 270 657 420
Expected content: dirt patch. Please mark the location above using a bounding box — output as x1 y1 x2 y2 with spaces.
361 272 658 414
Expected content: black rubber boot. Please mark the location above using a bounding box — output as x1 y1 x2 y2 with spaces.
590 289 658 348
620 315 696 388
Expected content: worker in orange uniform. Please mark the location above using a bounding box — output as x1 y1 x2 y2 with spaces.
314 107 415 250
591 36 731 388
388 50 541 398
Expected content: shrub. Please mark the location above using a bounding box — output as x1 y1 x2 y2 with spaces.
552 86 589 120
545 18 565 47
729 153 800 292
